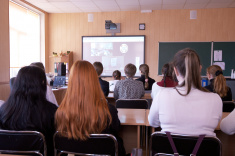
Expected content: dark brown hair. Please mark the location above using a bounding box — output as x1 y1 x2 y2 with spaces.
112 70 121 80
161 63 175 87
173 48 207 96
139 64 149 89
124 63 136 78
93 62 103 76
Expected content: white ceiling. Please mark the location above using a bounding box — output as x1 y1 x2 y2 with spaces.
24 0 235 13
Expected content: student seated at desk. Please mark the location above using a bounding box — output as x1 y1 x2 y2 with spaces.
55 60 126 156
151 63 178 99
109 70 121 92
0 66 57 156
205 65 232 101
148 48 222 136
136 64 155 90
93 62 109 97
114 63 145 99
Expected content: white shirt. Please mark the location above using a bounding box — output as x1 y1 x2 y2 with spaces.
0 100 4 107
151 83 163 99
109 80 119 92
46 85 58 106
148 86 222 136
220 109 235 135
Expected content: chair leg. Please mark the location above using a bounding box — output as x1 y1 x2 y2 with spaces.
146 126 148 156
137 126 140 148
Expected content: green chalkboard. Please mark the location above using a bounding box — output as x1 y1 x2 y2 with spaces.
213 42 235 76
158 42 212 76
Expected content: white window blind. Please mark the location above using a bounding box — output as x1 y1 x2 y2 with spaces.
9 1 40 78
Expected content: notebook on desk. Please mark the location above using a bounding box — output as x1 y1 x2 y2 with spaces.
53 76 66 89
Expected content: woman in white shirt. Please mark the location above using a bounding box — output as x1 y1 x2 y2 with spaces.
148 48 222 136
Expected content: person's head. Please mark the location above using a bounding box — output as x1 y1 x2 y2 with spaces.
0 66 47 129
161 63 176 87
55 60 111 140
173 48 206 95
93 62 103 76
139 64 150 89
30 62 45 72
124 63 136 78
161 63 174 77
112 70 121 80
207 65 228 98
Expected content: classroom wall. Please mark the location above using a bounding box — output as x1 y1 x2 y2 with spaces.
48 8 235 81
0 0 11 100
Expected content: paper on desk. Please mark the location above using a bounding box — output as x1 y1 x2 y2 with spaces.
213 62 225 70
214 50 222 61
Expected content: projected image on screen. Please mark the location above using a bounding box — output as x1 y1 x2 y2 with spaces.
82 36 145 77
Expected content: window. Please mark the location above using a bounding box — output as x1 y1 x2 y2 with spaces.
9 1 40 78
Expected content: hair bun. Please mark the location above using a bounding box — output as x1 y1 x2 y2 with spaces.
215 70 223 76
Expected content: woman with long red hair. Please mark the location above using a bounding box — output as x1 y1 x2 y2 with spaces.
55 60 125 155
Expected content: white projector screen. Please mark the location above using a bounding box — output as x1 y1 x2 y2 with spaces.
82 35 145 77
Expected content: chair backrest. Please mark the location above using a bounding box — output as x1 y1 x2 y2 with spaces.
116 99 148 109
223 101 235 112
54 131 118 156
150 131 221 156
0 130 46 156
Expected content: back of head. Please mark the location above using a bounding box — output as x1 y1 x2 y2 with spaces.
207 65 228 97
112 70 121 80
0 66 47 130
161 63 175 87
139 64 150 89
55 60 111 140
93 62 103 76
124 63 136 78
173 48 205 95
30 62 45 72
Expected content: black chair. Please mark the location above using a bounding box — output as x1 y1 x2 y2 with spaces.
0 130 46 156
223 101 235 112
150 131 222 156
54 131 118 156
116 99 148 109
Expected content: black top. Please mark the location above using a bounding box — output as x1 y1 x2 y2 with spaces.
99 77 109 97
0 101 57 156
204 79 232 101
102 104 125 156
136 75 156 90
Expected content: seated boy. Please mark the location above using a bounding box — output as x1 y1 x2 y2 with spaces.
93 62 109 97
114 63 145 99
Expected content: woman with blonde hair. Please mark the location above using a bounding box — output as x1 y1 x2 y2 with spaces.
205 65 232 101
148 48 222 136
55 60 125 155
136 64 155 90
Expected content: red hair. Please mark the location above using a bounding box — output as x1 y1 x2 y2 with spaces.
55 60 111 140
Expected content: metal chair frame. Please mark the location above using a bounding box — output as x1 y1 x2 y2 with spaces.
150 131 222 156
54 131 118 156
0 129 46 156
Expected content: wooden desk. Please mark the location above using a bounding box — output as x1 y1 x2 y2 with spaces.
52 87 67 105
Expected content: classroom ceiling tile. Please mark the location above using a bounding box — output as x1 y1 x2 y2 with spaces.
210 0 234 3
139 0 162 5
185 0 210 4
140 5 162 10
229 2 235 7
162 4 185 10
184 3 207 9
206 2 231 8
60 7 82 12
72 1 97 8
116 0 139 6
47 0 69 2
49 2 76 7
163 0 186 5
119 5 140 11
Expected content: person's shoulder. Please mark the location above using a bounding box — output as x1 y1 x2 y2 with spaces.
148 77 155 82
100 78 109 84
45 101 58 111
